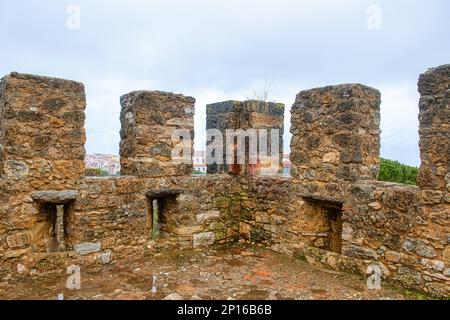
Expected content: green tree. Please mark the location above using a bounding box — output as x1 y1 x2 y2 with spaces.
379 158 418 185
85 168 112 177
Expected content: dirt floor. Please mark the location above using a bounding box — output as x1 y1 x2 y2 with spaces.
0 244 423 300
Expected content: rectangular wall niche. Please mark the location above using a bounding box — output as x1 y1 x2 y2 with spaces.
303 197 343 253
31 190 78 253
32 202 72 252
145 189 182 240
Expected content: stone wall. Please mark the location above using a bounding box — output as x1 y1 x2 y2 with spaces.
290 84 381 201
417 65 450 254
0 174 242 279
120 90 195 177
0 73 87 279
233 178 448 297
0 73 86 184
418 65 450 195
238 177 344 256
230 77 448 297
337 181 448 297
0 76 237 280
0 66 449 298
206 100 284 176
415 65 450 296
70 174 241 256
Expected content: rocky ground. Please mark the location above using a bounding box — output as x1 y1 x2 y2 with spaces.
0 244 425 300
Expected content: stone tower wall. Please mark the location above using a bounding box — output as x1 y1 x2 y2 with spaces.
417 65 450 201
206 100 284 176
0 73 86 185
119 90 195 177
290 84 381 200
0 66 449 298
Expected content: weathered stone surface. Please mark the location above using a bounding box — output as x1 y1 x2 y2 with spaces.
74 242 102 255
421 190 443 204
393 267 422 287
416 243 437 258
16 263 26 273
4 248 32 259
100 250 112 264
6 232 32 249
443 246 450 265
342 244 379 259
402 239 416 252
3 161 29 179
290 84 381 190
0 73 86 181
120 90 195 177
420 258 444 271
31 190 79 203
193 232 216 248
206 100 284 176
322 152 339 164
197 211 220 223
368 202 382 210
0 66 449 299
418 65 450 192
402 239 437 258
423 271 449 281
146 188 184 198
209 222 224 231
173 226 204 236
385 251 402 263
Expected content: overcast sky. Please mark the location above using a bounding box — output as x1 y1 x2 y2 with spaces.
1 0 449 166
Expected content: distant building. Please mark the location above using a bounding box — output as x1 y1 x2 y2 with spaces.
282 153 291 176
85 152 290 176
193 151 291 176
85 154 120 175
193 150 207 174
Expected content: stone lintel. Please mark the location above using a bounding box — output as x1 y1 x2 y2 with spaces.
145 188 184 198
302 195 344 210
31 190 79 204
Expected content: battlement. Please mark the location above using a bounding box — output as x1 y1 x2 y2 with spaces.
290 83 381 200
206 100 284 175
0 66 449 297
0 72 86 185
119 90 195 177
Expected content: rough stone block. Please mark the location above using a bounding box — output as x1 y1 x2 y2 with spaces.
443 246 450 265
119 90 195 177
99 250 112 264
196 211 220 223
206 100 284 176
31 190 78 203
74 242 102 255
193 232 216 248
0 73 86 180
418 64 450 194
290 84 380 188
342 244 379 259
6 232 32 249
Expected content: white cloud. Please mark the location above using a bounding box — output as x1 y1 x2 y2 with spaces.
1 0 448 167
84 75 157 154
83 75 422 167
378 82 420 166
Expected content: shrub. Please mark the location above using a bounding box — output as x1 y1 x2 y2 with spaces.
379 158 418 185
85 168 111 177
